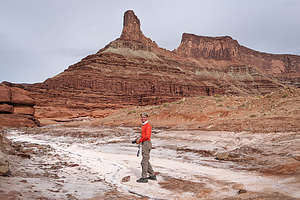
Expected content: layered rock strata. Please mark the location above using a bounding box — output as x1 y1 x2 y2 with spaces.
10 10 300 122
0 84 39 127
175 33 300 88
174 33 241 60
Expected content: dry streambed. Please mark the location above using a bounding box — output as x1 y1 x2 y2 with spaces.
0 126 300 200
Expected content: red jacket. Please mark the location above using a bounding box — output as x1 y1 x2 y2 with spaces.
139 122 152 143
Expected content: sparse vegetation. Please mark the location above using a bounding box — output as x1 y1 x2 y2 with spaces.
163 103 169 107
214 94 222 98
265 94 272 98
238 104 246 108
91 88 300 133
216 98 223 103
127 110 136 115
176 98 186 104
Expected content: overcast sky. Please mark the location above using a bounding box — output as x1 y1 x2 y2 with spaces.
1 0 300 83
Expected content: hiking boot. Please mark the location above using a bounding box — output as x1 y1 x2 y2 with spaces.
147 175 157 181
136 178 148 183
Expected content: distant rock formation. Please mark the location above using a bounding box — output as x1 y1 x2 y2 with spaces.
120 10 158 47
175 33 300 87
10 10 300 123
0 84 39 128
100 10 158 55
174 33 240 60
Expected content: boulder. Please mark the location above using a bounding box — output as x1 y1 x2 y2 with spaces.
0 114 37 128
121 175 130 182
0 150 10 176
0 84 38 128
291 154 300 161
0 131 13 154
0 85 10 103
215 152 230 161
11 87 35 106
13 106 34 115
0 104 13 113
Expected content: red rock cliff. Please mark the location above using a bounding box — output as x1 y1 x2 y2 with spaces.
174 32 300 88
174 33 240 60
13 10 300 123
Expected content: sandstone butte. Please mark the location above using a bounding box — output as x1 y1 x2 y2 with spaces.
2 10 300 126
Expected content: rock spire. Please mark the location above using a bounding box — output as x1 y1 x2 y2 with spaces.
120 10 143 41
119 10 157 49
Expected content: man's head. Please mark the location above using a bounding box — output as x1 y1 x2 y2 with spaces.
140 112 149 123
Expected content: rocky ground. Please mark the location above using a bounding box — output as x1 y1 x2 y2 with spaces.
0 125 299 200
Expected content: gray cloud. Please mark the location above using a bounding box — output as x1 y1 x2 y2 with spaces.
1 0 300 83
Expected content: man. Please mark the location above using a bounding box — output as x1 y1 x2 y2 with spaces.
136 112 156 183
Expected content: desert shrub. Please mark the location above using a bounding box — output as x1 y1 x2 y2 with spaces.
163 103 169 107
128 110 136 115
216 98 223 103
265 94 272 98
176 98 186 104
214 94 222 98
238 104 246 108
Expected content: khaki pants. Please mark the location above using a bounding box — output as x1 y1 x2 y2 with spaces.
141 140 154 178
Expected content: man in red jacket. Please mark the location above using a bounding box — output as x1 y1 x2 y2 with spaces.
136 112 156 183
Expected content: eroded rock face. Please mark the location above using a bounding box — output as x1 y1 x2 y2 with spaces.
174 33 240 60
0 84 39 128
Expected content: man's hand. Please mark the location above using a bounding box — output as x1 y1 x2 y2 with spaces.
136 138 140 144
